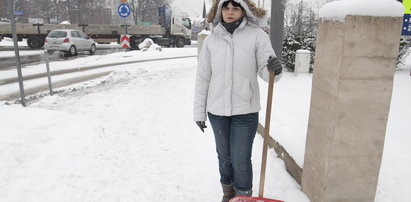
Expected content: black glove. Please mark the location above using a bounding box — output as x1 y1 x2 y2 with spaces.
267 56 283 75
195 121 207 133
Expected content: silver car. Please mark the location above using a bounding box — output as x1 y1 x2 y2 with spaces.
44 29 96 56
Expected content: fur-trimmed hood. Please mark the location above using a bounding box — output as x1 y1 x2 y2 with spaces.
207 0 267 28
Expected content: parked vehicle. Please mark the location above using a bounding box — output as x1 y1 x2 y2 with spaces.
0 18 10 24
0 7 191 49
44 29 96 56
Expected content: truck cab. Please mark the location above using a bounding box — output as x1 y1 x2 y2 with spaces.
159 6 192 48
169 12 192 47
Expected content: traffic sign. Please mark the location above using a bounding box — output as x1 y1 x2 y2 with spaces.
400 0 411 35
13 10 24 16
121 0 127 3
402 14 411 35
403 0 411 14
120 34 130 48
118 3 131 18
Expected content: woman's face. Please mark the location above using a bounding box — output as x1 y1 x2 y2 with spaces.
222 2 245 23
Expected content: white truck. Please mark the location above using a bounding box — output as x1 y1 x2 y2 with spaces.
0 6 192 49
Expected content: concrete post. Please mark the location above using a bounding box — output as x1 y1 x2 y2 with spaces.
301 15 402 202
295 49 311 75
197 31 209 57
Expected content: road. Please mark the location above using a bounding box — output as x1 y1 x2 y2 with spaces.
0 53 197 102
0 46 125 69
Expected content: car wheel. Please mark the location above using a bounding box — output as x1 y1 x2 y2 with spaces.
68 45 77 56
89 44 96 55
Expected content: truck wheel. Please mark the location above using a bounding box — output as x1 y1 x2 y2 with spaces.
176 37 185 48
129 36 140 49
27 36 43 49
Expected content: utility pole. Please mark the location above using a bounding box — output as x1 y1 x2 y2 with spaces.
202 0 207 18
270 0 284 62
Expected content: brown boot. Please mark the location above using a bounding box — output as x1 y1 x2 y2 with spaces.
221 183 236 202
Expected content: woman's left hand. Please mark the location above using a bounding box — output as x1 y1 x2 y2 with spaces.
267 56 283 75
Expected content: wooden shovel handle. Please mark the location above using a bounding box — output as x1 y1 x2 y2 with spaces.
258 71 275 197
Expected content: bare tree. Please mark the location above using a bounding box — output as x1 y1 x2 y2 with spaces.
50 0 70 23
287 1 317 35
282 1 319 71
37 0 55 21
128 0 171 25
127 0 140 24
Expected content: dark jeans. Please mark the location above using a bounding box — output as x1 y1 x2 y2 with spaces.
208 112 258 192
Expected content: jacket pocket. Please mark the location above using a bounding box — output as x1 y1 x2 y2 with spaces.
207 77 220 109
233 77 252 103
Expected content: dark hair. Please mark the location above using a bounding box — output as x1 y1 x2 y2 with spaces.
222 0 244 11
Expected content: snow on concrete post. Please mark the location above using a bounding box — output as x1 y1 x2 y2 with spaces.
197 30 210 58
301 1 403 201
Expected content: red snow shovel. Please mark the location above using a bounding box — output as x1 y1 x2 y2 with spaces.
230 196 283 202
229 72 283 202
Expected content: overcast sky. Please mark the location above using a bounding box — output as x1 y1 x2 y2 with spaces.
171 0 326 17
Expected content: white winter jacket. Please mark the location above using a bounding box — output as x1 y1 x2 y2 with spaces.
193 17 281 121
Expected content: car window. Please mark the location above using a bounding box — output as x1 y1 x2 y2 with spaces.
71 31 81 38
47 31 67 38
79 31 89 39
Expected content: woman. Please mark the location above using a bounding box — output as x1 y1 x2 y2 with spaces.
193 0 282 201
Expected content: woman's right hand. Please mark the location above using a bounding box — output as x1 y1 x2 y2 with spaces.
195 121 207 133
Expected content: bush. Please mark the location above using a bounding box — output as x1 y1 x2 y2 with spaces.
397 36 411 67
282 31 316 72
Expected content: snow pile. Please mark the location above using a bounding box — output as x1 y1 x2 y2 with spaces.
138 38 162 52
199 29 211 36
319 0 404 22
296 49 311 54
0 37 28 47
103 69 146 84
60 21 70 24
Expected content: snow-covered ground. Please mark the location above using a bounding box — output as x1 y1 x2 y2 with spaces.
0 47 410 201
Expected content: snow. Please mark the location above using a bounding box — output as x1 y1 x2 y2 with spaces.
199 30 211 36
0 48 307 201
319 0 404 21
138 39 162 51
0 46 410 201
0 50 44 58
296 49 311 54
0 37 28 48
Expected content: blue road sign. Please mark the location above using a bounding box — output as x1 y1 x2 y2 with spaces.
13 10 24 16
402 14 411 36
118 3 131 18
